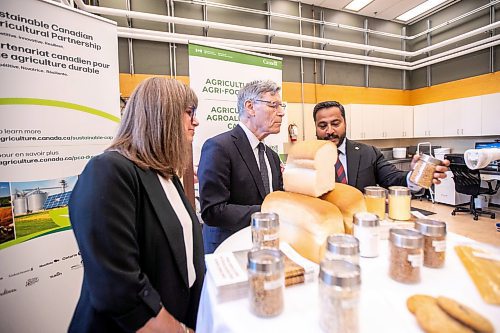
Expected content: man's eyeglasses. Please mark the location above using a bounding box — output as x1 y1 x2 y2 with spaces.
185 106 197 122
254 99 286 110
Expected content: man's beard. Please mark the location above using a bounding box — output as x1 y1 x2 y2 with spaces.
318 133 345 146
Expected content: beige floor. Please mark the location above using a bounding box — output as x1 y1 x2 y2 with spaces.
411 199 500 247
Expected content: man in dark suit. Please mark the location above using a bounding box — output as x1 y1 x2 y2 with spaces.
198 80 284 253
313 101 449 192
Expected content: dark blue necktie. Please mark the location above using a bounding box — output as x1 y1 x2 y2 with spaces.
258 143 270 195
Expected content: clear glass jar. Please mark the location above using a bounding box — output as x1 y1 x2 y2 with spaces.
353 212 380 258
389 228 423 284
388 186 411 221
319 259 361 333
364 186 386 219
251 212 279 250
247 249 284 317
414 219 447 268
324 234 360 264
409 154 442 189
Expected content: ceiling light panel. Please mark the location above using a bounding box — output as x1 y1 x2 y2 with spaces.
396 0 447 22
344 0 374 12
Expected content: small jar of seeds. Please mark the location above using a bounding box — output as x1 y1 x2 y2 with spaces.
251 212 280 250
414 219 447 268
247 248 284 317
389 228 423 284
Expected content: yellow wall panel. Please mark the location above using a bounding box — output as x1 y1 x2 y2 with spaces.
410 72 500 105
120 72 499 105
119 74 189 97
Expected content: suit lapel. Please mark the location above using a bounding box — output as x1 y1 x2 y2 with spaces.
232 125 267 199
346 139 361 188
265 148 279 192
136 168 189 288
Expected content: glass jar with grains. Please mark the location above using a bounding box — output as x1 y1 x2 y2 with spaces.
414 219 447 268
389 228 423 284
364 186 386 219
388 186 411 221
409 154 442 189
247 249 284 317
319 259 361 333
323 234 360 264
251 212 279 250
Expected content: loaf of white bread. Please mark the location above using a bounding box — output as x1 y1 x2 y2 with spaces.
320 183 367 234
283 140 337 197
262 191 344 263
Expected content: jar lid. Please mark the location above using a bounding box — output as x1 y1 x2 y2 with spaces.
388 186 410 196
364 186 386 197
247 248 284 273
353 212 379 227
251 212 279 229
414 219 447 237
389 228 423 249
326 234 360 256
419 153 442 165
319 259 361 288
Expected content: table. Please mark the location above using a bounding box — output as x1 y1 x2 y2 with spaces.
196 227 500 333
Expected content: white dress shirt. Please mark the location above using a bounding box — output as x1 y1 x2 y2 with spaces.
157 175 196 287
238 122 274 192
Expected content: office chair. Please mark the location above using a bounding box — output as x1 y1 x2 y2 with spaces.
445 154 499 221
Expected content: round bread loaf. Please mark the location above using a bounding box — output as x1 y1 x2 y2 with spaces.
262 191 344 263
321 183 367 234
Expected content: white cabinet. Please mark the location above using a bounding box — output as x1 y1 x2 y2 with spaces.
398 105 413 138
382 105 413 138
349 104 413 140
442 96 482 137
481 93 500 135
413 102 444 137
349 104 381 140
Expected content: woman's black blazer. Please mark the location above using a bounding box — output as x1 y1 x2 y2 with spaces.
68 151 205 332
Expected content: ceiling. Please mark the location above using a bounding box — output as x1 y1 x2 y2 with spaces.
289 0 456 22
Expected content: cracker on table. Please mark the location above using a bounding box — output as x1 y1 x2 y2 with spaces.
437 296 494 333
406 294 436 314
415 302 473 333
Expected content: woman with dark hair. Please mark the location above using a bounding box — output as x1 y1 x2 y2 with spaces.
69 77 204 333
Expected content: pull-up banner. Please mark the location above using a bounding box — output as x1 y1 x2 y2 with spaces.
0 0 119 331
188 43 286 165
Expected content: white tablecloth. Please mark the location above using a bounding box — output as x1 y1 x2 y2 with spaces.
196 227 500 333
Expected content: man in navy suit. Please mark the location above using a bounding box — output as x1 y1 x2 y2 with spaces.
313 100 449 192
198 80 284 253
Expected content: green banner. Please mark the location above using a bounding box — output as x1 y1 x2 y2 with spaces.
189 43 282 70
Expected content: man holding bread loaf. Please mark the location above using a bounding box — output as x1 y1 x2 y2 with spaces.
198 80 285 253
313 101 449 192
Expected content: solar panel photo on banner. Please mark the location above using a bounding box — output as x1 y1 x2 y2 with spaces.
43 191 72 210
